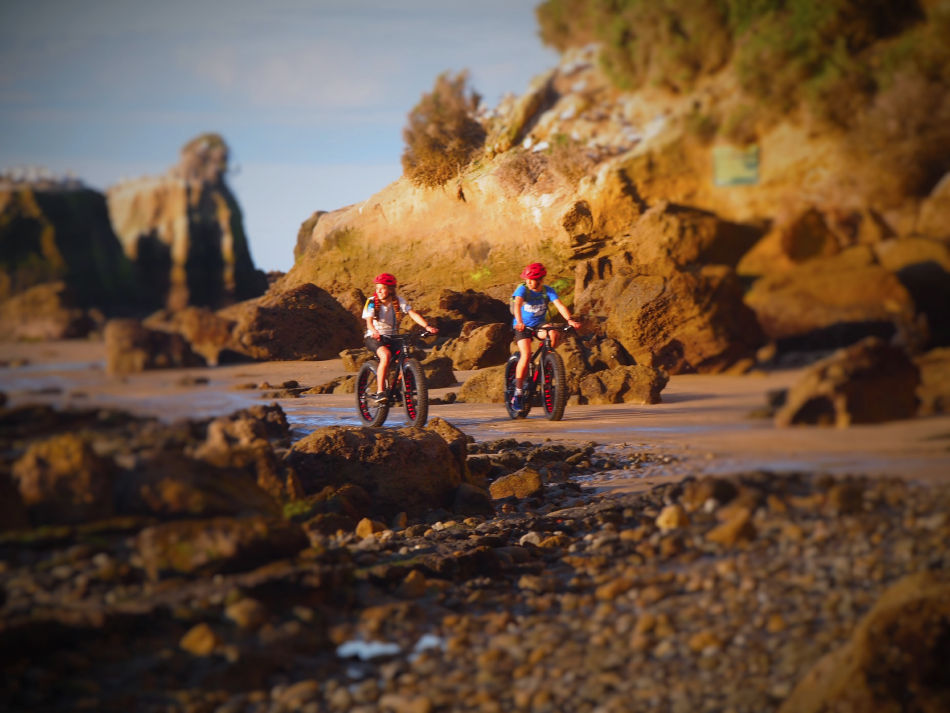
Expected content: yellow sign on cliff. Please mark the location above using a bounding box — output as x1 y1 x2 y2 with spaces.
713 144 759 186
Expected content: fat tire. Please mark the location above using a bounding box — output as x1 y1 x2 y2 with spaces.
402 358 428 427
355 361 389 427
504 354 529 419
541 350 567 421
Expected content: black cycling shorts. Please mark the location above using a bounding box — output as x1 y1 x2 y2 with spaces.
364 335 393 353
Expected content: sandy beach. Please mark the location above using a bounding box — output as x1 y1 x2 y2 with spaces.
4 339 949 490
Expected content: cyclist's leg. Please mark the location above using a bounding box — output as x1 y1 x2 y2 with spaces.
365 336 391 394
514 337 532 388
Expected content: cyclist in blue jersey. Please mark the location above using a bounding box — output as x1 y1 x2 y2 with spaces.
511 262 581 411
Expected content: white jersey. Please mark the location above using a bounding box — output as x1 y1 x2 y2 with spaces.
362 295 411 336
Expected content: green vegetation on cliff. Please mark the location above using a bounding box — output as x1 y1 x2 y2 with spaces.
536 0 950 192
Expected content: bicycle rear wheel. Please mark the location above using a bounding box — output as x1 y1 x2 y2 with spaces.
540 350 567 421
355 361 389 426
402 358 428 427
504 354 530 419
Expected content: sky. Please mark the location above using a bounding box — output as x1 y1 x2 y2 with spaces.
0 0 559 271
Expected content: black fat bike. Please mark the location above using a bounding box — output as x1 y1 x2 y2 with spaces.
355 331 429 428
504 325 571 421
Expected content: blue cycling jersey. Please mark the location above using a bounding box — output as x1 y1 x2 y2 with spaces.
512 284 558 328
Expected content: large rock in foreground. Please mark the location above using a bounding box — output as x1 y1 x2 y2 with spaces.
286 426 463 518
226 283 363 361
779 571 950 713
775 337 920 427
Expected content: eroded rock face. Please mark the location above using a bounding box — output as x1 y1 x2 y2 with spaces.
578 260 763 374
0 185 135 307
286 426 463 518
106 133 266 311
775 337 920 427
745 251 922 352
226 283 363 361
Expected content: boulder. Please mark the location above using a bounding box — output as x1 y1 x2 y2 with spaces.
578 365 668 405
577 260 763 374
145 306 242 366
0 281 98 340
226 283 363 361
340 347 374 372
779 571 950 713
745 252 921 352
457 365 507 404
104 318 206 375
421 355 457 388
775 337 920 427
192 407 292 499
424 417 471 481
286 426 463 518
136 515 308 579
489 467 544 500
11 433 115 525
116 451 281 519
430 322 511 370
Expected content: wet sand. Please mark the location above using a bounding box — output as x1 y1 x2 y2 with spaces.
3 339 949 490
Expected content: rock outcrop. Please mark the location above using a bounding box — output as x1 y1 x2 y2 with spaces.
106 133 267 311
775 337 920 427
0 182 136 336
224 282 363 361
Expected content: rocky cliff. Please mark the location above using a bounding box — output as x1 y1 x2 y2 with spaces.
0 180 137 337
106 133 267 312
285 4 950 372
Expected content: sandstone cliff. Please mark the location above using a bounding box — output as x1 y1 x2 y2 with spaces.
106 133 267 312
0 181 138 337
283 6 950 371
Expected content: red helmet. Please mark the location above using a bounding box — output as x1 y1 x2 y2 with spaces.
521 262 547 280
374 272 397 286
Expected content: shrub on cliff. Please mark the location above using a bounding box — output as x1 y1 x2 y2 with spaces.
401 71 487 188
536 0 947 172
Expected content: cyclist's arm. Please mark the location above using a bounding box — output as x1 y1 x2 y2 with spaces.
365 315 381 340
513 296 526 331
552 298 582 329
408 309 438 333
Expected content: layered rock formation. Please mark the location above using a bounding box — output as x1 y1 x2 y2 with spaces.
284 12 950 372
106 133 267 311
0 182 136 337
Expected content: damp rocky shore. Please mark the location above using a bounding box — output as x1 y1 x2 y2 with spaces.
1 399 949 713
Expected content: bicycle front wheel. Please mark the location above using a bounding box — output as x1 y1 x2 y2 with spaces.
355 361 389 427
402 358 428 427
540 350 567 421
